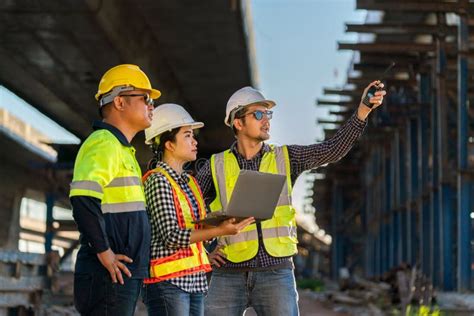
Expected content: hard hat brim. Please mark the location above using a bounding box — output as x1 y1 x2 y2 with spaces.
224 100 276 126
145 121 204 145
95 87 162 101
259 100 276 109
148 88 162 99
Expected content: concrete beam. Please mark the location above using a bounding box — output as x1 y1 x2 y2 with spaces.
0 48 91 139
357 0 474 13
85 0 184 104
339 42 454 53
346 23 457 35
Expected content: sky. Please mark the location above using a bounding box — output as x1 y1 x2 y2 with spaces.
251 0 365 145
249 0 366 211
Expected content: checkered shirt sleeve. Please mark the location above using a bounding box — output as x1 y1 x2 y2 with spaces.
195 159 213 203
288 113 366 178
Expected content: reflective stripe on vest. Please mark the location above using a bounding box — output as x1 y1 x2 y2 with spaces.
210 146 291 211
101 201 146 214
209 145 298 263
106 176 141 187
143 167 211 283
223 226 298 244
70 180 103 194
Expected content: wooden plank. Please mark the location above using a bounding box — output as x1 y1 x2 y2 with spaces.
323 88 359 98
316 99 354 107
347 77 416 86
339 42 441 53
346 23 456 35
0 292 33 308
0 251 45 266
0 276 46 291
356 0 473 13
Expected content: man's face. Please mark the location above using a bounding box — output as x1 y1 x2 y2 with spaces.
235 103 272 141
119 89 154 131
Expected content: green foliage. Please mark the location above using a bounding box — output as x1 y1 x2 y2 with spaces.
296 278 325 292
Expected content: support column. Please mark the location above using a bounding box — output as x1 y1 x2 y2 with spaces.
419 72 431 277
45 192 55 253
435 13 454 290
331 181 343 280
409 117 419 265
457 1 471 292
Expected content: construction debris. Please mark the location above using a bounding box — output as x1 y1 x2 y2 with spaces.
436 292 474 315
298 264 448 315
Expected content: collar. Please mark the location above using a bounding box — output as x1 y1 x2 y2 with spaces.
230 141 272 159
93 120 131 147
156 161 189 184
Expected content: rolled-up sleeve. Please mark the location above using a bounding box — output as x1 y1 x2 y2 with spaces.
144 174 192 250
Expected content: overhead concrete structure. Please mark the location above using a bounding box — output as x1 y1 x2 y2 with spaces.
0 0 255 248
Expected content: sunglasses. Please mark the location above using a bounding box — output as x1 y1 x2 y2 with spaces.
241 110 273 121
120 93 154 107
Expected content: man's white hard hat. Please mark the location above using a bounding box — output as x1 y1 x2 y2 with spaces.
224 86 276 127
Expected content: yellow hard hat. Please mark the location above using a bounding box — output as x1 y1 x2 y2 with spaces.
95 64 161 105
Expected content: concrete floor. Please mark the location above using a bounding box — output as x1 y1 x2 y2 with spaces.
135 289 348 316
243 290 348 316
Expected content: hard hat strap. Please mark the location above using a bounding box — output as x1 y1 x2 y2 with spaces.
229 105 246 127
99 85 135 107
154 135 161 146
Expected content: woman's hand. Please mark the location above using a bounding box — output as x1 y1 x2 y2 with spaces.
190 217 255 244
217 217 255 236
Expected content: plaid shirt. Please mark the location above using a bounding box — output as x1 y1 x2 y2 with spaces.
196 113 366 270
144 161 208 293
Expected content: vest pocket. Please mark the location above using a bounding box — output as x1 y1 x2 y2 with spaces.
224 236 249 251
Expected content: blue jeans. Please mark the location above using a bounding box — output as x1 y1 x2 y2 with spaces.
74 273 142 316
142 281 204 316
204 268 299 316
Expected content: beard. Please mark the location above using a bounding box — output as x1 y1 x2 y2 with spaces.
256 132 270 142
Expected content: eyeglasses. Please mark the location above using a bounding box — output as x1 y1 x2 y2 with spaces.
120 93 154 106
241 110 273 121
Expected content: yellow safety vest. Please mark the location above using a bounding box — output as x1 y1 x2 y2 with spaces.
70 129 146 213
209 145 298 263
143 166 211 283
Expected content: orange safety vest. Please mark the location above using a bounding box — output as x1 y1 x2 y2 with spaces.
142 166 211 283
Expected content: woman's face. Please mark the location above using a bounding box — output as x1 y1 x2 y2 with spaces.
166 126 198 162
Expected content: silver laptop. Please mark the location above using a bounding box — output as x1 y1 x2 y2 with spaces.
195 170 287 226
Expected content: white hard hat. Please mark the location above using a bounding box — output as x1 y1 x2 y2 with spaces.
224 86 276 127
145 103 204 145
